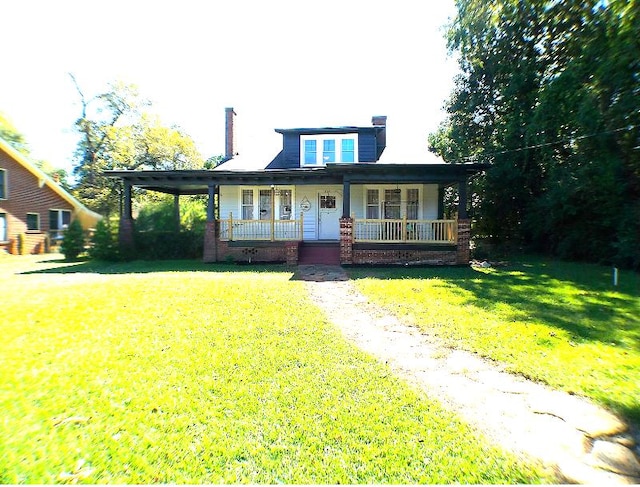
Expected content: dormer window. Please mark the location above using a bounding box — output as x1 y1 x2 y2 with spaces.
301 134 358 165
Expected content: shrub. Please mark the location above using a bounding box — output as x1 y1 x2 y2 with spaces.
89 219 119 261
60 219 85 260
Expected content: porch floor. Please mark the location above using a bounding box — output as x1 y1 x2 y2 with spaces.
298 241 340 265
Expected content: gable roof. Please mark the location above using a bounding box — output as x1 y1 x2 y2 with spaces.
0 137 102 229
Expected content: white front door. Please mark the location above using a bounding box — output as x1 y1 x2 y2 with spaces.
318 191 341 240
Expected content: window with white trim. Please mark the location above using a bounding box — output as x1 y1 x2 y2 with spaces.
407 188 419 220
0 213 7 241
384 189 401 219
26 213 40 231
241 190 254 220
301 134 358 165
366 189 379 219
0 169 6 199
279 189 292 219
49 209 71 230
259 190 272 220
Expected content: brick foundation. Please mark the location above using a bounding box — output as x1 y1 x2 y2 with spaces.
216 240 290 263
352 248 457 265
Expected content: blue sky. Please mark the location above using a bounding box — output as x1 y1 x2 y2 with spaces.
0 0 458 172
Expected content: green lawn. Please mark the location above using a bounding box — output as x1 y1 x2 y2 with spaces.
0 255 548 484
349 256 640 424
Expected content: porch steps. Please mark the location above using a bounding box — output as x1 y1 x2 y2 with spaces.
298 242 340 265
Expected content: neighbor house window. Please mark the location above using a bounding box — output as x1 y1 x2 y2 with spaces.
49 209 71 230
26 213 40 231
0 213 7 241
0 169 6 199
241 190 254 220
301 134 358 165
366 189 379 219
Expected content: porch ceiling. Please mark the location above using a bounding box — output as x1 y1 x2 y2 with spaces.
105 163 487 195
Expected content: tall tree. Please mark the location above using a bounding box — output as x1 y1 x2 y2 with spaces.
0 112 29 154
430 0 640 268
0 111 71 188
71 76 206 218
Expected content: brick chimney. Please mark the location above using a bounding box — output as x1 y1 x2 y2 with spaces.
372 115 387 159
225 107 236 160
372 115 387 127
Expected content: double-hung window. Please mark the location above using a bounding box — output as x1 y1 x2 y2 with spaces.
366 189 379 219
279 189 292 219
383 190 402 219
241 190 254 220
323 140 335 163
407 189 419 220
341 138 355 162
0 169 6 199
303 140 317 165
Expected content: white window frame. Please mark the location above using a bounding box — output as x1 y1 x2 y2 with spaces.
0 212 7 242
0 168 7 199
363 185 422 220
300 134 358 166
238 186 295 220
49 209 72 231
26 212 40 232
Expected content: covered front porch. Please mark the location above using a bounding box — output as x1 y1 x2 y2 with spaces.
106 163 484 265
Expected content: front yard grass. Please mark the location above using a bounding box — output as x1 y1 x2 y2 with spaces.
0 255 548 484
349 256 640 424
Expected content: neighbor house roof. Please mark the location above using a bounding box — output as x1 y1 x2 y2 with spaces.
0 137 102 228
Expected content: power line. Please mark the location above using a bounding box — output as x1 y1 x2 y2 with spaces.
452 124 638 163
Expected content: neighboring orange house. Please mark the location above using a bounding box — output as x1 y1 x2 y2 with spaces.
0 137 101 255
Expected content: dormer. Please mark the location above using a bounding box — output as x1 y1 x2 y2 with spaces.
271 116 387 169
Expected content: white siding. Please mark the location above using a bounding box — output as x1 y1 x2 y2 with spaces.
422 184 439 220
349 184 365 219
295 184 342 240
219 186 238 220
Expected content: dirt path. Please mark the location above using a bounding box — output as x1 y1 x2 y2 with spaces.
295 265 640 485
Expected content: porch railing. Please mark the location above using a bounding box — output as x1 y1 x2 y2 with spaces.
219 214 303 241
354 218 457 243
